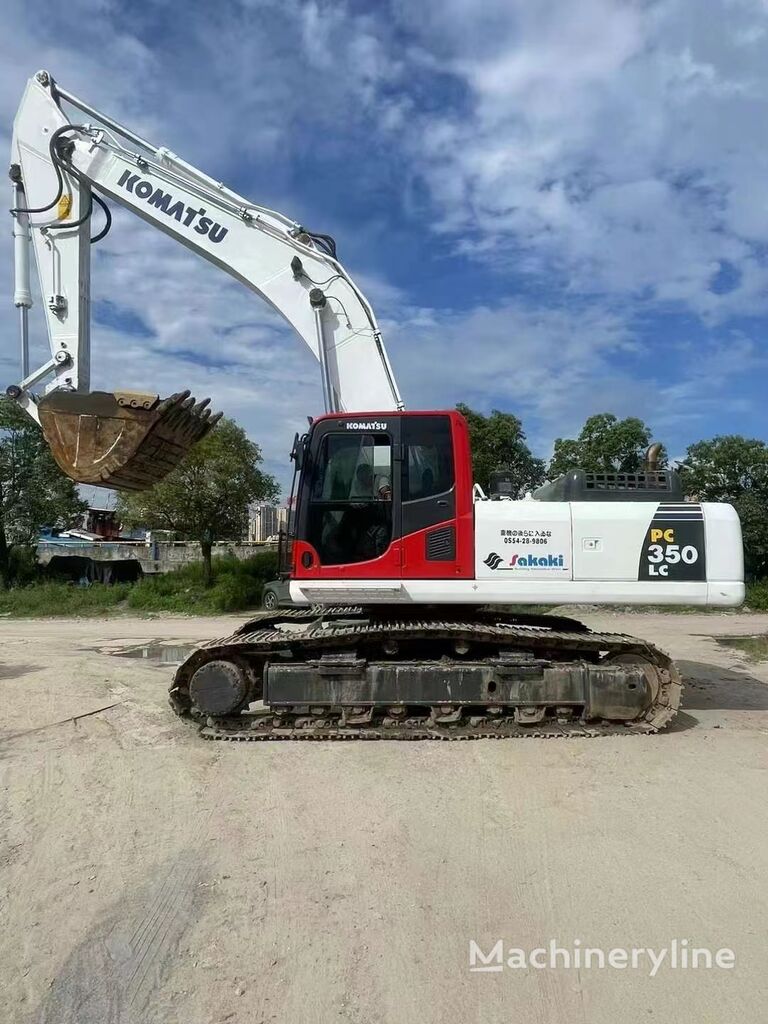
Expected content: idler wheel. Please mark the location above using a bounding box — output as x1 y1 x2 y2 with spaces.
189 660 250 716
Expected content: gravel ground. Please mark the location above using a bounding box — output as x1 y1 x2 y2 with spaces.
1 611 766 1024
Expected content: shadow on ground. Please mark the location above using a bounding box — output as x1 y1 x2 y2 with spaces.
677 660 768 711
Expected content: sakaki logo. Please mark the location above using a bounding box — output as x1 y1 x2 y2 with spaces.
345 421 388 431
510 553 564 568
484 552 565 570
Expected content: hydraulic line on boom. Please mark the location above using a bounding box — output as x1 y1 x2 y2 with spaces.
9 70 403 490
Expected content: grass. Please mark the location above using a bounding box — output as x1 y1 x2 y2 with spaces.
715 634 768 662
0 580 132 617
125 551 279 614
745 580 768 611
0 550 279 618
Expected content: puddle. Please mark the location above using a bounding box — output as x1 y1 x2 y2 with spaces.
715 635 768 663
107 642 196 666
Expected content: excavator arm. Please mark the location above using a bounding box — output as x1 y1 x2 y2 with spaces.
9 70 404 490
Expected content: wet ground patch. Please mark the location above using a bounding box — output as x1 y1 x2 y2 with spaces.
0 664 43 680
101 641 196 666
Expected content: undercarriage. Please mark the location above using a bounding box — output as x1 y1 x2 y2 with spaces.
169 608 682 741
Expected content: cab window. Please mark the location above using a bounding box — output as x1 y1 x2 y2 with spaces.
307 432 393 565
403 416 454 500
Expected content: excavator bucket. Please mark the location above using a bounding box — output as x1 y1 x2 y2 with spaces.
37 389 221 492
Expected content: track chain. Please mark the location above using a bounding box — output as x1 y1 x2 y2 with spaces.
169 607 682 741
196 715 661 742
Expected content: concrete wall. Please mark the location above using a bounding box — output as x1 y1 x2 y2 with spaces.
37 539 277 575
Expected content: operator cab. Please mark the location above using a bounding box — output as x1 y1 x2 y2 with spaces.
288 411 475 579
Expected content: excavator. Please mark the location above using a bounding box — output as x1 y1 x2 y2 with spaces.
8 70 745 740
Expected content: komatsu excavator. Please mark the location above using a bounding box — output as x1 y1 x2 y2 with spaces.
9 71 745 739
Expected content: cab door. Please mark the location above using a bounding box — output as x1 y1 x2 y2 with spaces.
399 414 470 578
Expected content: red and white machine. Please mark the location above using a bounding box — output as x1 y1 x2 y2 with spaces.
8 71 744 739
288 409 742 609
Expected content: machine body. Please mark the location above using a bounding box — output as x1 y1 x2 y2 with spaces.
8 71 744 739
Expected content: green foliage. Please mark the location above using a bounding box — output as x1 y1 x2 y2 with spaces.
118 417 279 586
680 435 768 501
209 574 255 614
733 493 768 582
549 413 665 478
745 580 768 611
0 580 131 617
126 550 279 614
680 436 768 580
0 550 280 617
7 545 41 586
0 397 86 586
457 404 545 496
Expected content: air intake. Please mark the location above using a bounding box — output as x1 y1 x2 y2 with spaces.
533 469 685 503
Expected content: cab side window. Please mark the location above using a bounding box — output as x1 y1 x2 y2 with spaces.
401 416 456 538
403 417 454 500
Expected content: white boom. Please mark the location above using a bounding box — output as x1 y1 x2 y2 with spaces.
9 70 404 422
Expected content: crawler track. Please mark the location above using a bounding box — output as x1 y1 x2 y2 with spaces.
169 607 682 741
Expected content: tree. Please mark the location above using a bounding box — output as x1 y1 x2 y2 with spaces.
679 436 768 502
680 435 768 580
118 417 279 586
548 413 665 478
732 491 768 581
457 404 546 496
0 397 86 587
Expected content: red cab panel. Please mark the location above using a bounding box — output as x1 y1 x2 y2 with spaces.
293 410 475 582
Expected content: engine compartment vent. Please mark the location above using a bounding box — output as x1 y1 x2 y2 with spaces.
533 469 685 503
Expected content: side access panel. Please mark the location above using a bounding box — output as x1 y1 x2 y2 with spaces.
571 502 708 582
474 502 573 580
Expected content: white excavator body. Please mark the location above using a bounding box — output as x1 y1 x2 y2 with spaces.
7 70 745 736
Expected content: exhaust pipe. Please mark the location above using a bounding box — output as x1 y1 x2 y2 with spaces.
644 443 662 471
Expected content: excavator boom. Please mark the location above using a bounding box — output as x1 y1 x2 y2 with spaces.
9 70 403 490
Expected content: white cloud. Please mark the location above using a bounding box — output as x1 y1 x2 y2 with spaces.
1 0 766 498
394 0 768 318
384 295 768 456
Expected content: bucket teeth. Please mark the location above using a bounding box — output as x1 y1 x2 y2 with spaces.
36 388 222 492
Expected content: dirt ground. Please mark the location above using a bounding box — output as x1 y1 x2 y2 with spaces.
1 611 767 1024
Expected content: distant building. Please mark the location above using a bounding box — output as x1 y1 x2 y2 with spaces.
82 507 120 539
248 503 283 542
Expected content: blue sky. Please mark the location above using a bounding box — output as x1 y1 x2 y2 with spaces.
1 0 767 495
